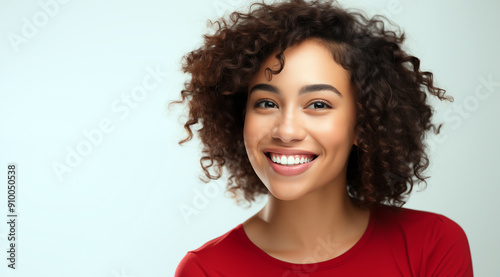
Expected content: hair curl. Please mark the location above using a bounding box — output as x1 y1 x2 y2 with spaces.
169 0 452 208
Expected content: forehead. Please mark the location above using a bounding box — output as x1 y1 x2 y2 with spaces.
248 38 352 96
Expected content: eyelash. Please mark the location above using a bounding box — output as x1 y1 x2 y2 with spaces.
254 100 332 109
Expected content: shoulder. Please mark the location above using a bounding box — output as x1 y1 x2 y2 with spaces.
374 205 459 227
174 224 245 276
373 205 468 241
174 251 207 277
371 205 473 276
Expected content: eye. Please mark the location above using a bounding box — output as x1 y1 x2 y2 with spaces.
305 100 332 109
255 100 278 109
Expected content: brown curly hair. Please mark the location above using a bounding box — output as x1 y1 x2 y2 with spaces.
169 0 452 208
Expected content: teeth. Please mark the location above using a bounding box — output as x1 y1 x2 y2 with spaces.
269 153 314 166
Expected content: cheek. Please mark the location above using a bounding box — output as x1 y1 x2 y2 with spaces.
309 116 355 148
243 113 261 150
243 111 274 143
243 114 266 167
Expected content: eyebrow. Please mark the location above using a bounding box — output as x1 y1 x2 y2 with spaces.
248 83 342 97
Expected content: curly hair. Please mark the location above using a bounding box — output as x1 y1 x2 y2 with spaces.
169 0 452 208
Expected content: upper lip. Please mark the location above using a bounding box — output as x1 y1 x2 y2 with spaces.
263 148 318 156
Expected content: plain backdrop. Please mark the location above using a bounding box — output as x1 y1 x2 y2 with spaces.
0 0 499 276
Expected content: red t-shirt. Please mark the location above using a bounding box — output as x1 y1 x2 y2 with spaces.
175 205 473 276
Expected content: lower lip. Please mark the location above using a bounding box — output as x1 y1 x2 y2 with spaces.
265 155 316 176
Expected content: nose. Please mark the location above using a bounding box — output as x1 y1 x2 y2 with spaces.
271 109 306 143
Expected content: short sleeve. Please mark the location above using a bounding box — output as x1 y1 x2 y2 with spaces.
174 252 208 277
424 215 473 277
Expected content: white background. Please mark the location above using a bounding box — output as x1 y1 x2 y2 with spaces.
0 0 499 276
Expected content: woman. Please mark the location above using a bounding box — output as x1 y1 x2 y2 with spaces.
173 0 473 275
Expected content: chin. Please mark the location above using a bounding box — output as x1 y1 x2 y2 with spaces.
264 181 313 201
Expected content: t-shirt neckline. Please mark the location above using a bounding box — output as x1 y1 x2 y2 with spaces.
236 206 376 270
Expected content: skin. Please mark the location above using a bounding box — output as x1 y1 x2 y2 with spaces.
242 38 370 264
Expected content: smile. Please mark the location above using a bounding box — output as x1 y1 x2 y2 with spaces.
265 152 317 166
264 152 317 176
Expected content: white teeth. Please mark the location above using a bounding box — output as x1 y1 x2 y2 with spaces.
281 155 288 165
269 153 315 166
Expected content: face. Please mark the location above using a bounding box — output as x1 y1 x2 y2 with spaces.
243 38 358 201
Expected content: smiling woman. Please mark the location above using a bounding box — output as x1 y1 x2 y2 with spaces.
171 0 473 276
244 39 358 203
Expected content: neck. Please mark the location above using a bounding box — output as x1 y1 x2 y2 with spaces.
254 182 370 253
